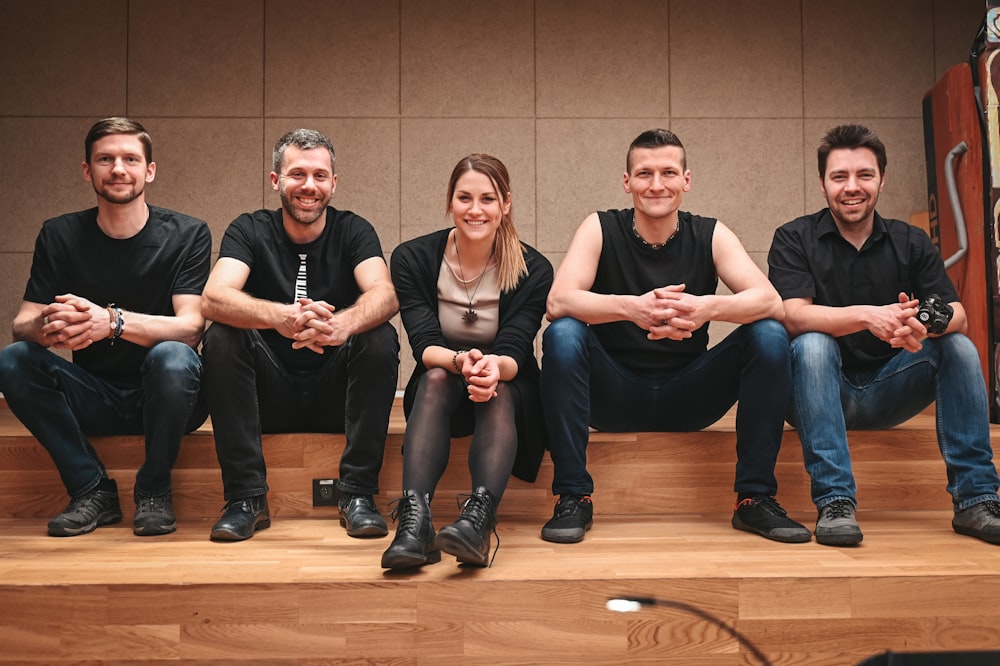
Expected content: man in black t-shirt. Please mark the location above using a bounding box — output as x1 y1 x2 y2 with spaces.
768 124 1000 546
0 117 211 538
201 128 399 542
539 128 810 545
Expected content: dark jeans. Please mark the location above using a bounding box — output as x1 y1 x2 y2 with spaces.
201 322 399 500
540 317 791 497
0 340 205 499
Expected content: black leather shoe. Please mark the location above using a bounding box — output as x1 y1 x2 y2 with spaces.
338 493 388 537
210 495 270 541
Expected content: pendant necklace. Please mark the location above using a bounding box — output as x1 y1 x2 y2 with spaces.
453 234 493 325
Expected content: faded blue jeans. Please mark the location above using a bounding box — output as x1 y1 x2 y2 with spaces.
788 331 1000 511
0 340 205 500
541 317 791 498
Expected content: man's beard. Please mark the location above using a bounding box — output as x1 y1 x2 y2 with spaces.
94 180 143 205
280 189 328 225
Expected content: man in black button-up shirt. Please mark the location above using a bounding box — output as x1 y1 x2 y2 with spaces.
769 123 1000 547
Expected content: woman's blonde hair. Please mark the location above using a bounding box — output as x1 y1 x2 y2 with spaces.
446 153 527 292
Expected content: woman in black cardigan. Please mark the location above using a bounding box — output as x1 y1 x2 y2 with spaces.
384 154 552 569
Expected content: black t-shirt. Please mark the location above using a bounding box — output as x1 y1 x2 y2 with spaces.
218 207 385 372
768 208 959 370
591 208 718 373
24 205 212 386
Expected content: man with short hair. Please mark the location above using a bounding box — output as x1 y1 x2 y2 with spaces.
768 123 1000 546
201 128 399 542
539 128 810 545
0 117 211 537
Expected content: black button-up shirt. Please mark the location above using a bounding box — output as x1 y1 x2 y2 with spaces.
768 208 958 370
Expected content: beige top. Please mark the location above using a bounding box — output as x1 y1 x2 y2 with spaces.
438 258 500 350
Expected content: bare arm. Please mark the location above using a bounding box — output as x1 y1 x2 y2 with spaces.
706 222 784 324
546 213 638 324
201 257 292 331
12 293 204 350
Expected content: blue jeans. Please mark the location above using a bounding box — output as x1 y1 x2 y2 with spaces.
200 322 399 500
541 317 791 497
0 340 205 499
788 331 1000 510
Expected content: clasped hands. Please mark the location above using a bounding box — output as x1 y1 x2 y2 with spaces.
280 298 350 354
880 292 927 352
39 293 112 351
637 284 703 341
456 348 500 403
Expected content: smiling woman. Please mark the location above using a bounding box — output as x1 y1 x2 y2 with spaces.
384 153 553 571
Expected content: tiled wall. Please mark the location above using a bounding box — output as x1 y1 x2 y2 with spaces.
0 0 985 387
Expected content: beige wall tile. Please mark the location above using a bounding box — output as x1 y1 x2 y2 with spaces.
536 0 670 118
934 0 990 80
263 119 401 250
673 119 805 253
536 120 658 254
803 0 934 118
671 1 802 119
0 1 127 116
803 118 927 224
401 0 534 117
128 0 263 117
399 119 536 247
0 254 33 338
142 119 266 252
265 1 399 117
0 118 103 252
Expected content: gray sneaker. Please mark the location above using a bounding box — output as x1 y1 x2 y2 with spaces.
952 500 1000 544
47 480 123 537
133 493 177 536
815 499 863 546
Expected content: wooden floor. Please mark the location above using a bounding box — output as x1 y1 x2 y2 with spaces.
2 402 1000 664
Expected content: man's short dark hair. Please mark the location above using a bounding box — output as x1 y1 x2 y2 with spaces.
627 128 686 172
272 128 337 173
818 124 887 178
85 117 152 164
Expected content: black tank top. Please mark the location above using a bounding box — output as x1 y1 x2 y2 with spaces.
591 208 718 373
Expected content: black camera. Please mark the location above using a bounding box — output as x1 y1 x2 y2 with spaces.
916 293 953 335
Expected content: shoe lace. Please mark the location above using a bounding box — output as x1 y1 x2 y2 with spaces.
387 495 418 531
554 494 589 519
455 491 500 568
823 500 853 519
736 496 787 516
979 500 1000 517
138 495 168 513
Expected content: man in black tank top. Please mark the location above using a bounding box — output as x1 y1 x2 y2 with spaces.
539 129 810 545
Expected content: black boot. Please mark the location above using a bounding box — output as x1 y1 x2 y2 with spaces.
381 490 440 570
435 486 498 567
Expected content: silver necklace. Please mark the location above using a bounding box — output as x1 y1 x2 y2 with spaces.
632 213 679 250
453 235 493 325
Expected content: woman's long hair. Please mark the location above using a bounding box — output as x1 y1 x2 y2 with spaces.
446 153 527 292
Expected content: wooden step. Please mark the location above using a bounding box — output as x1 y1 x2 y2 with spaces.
3 511 1000 664
0 402 969 523
0 400 960 521
3 401 1000 664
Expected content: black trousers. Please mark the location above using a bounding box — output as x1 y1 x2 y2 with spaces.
201 322 399 500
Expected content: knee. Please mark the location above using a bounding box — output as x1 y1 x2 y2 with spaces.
934 333 982 372
144 342 201 387
0 341 44 387
542 318 588 364
745 319 789 357
353 322 400 361
791 332 840 374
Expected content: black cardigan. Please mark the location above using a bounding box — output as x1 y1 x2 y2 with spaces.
390 228 553 481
